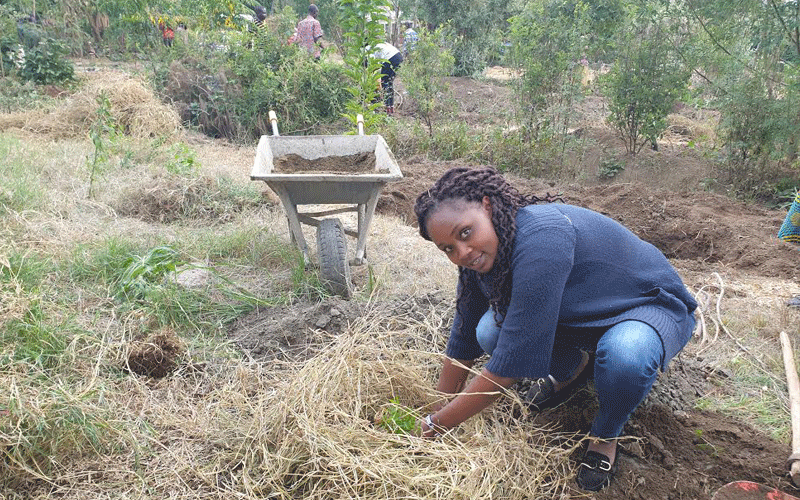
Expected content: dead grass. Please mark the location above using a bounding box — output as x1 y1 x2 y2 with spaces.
0 72 179 140
0 303 582 499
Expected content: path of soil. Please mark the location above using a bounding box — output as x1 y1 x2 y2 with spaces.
230 77 800 499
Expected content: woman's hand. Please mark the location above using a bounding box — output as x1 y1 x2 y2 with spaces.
419 414 444 439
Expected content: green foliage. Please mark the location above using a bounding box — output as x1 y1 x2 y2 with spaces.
165 142 200 176
598 157 624 179
417 0 516 76
378 397 420 435
507 0 584 154
0 134 46 214
86 92 119 199
19 38 74 85
339 0 392 133
151 9 349 141
605 19 690 155
712 69 800 200
118 246 183 301
548 0 625 60
401 26 454 134
0 77 42 112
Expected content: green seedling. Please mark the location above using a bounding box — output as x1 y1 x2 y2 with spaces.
379 398 420 436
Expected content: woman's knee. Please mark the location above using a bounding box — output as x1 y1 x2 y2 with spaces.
596 321 662 381
476 309 501 355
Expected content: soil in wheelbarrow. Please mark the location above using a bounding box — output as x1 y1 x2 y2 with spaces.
273 151 376 174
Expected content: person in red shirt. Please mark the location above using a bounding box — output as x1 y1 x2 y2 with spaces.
290 4 323 59
158 20 174 47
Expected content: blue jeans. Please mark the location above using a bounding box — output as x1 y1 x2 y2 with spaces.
476 310 666 439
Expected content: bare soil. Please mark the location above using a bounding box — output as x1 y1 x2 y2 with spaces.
227 75 800 499
272 151 377 174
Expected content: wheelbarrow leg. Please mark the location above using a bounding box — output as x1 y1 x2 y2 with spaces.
272 185 310 266
353 190 380 265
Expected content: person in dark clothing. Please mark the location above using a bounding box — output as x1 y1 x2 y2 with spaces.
372 42 403 114
412 166 697 492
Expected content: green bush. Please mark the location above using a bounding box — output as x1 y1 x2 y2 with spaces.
152 10 349 141
604 21 689 155
401 26 455 134
19 38 74 85
714 72 800 200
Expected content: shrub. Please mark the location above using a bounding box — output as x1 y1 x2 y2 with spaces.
19 38 74 85
401 26 455 135
604 21 689 155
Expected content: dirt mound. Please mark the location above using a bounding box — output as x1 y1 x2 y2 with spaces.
376 160 798 280
575 183 798 280
127 330 184 378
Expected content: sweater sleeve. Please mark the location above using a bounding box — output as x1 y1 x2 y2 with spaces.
484 213 576 379
445 274 489 361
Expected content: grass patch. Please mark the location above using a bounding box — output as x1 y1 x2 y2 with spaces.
0 134 47 214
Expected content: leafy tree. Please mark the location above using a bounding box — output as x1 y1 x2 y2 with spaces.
339 0 392 133
401 25 454 135
685 0 800 196
605 17 690 155
415 0 516 76
507 0 584 144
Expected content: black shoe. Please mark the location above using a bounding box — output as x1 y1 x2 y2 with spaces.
576 448 618 491
524 353 592 411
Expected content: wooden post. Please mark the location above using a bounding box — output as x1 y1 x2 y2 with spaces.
780 331 800 487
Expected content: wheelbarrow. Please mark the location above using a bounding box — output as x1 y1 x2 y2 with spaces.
250 111 403 298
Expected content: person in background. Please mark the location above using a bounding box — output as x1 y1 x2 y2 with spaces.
411 166 697 492
291 4 324 59
402 22 418 58
778 191 800 307
158 20 174 47
373 42 403 115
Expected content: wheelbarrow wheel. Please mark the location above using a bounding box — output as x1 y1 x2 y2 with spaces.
317 218 352 298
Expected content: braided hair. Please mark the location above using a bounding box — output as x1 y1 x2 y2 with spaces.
414 166 553 328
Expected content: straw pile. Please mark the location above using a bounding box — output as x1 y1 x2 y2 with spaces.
0 71 179 140
226 305 581 499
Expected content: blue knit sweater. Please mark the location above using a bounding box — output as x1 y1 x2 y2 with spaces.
446 204 698 380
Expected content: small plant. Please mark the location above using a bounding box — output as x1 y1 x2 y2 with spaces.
166 142 200 176
598 158 624 179
86 92 118 199
118 246 183 301
692 428 721 457
378 397 420 435
339 0 391 133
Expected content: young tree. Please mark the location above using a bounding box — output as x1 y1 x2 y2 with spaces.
401 26 454 135
605 16 690 155
339 0 392 133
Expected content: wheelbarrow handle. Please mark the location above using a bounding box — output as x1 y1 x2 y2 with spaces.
357 114 364 136
269 110 279 136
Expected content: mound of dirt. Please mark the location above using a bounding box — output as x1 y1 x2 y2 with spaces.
127 330 184 378
376 160 798 280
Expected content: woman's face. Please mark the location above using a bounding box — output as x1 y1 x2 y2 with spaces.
425 196 499 274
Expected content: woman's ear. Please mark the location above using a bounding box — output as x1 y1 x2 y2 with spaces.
482 196 492 214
